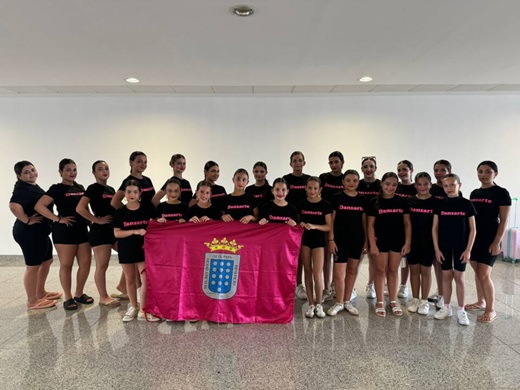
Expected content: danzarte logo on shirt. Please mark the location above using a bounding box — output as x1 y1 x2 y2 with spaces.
359 191 378 196
339 205 363 211
102 194 114 199
471 198 493 204
324 183 343 189
290 185 305 190
410 208 433 214
302 210 323 215
142 187 154 192
161 213 183 218
269 215 289 221
123 220 149 227
378 208 403 214
441 211 466 216
227 205 250 210
65 192 85 197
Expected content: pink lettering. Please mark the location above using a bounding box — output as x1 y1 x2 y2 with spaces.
65 192 85 197
142 187 154 192
410 208 433 214
269 215 289 221
227 205 250 209
102 194 114 199
290 185 306 190
378 208 404 214
123 220 149 227
301 210 323 216
339 205 364 211
161 213 183 218
471 198 493 204
440 211 466 216
324 183 343 189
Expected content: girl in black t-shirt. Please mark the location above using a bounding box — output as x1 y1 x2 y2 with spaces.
186 181 222 223
367 172 411 317
327 170 367 317
196 161 227 208
432 174 476 326
299 177 332 319
9 161 58 310
467 161 511 323
357 156 380 299
283 151 311 300
222 169 258 224
258 178 297 226
76 160 119 307
35 158 92 311
245 161 273 207
152 153 193 207
113 180 159 323
156 178 188 223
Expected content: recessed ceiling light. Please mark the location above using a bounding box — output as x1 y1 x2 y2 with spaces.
359 76 373 83
231 5 255 17
125 77 140 83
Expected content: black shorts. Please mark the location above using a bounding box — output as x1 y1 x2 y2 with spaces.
439 247 467 272
301 230 326 249
334 238 364 263
89 224 116 247
471 241 498 267
52 223 89 245
374 235 404 253
13 224 53 266
408 241 435 267
118 238 145 264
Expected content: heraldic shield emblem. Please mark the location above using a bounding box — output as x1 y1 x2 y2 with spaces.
203 238 244 300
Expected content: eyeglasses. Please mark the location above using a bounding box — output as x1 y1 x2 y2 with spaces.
362 156 377 161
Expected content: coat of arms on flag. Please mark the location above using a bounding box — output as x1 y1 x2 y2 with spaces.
202 237 244 299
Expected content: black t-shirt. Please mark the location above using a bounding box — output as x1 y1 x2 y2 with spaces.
408 196 439 248
118 175 155 215
10 180 53 228
185 204 222 221
84 183 116 218
396 183 417 199
46 183 88 227
319 172 344 202
156 202 189 221
435 196 477 248
245 183 273 206
209 184 227 208
331 192 367 239
283 173 311 206
160 177 193 204
222 193 257 220
113 205 152 259
357 179 381 201
259 201 298 224
367 196 410 239
470 185 511 240
298 199 332 225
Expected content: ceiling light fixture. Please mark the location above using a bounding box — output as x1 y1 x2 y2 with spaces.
231 5 255 17
359 76 373 83
125 77 140 83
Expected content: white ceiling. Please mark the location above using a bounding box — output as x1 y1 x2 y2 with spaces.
1 0 520 95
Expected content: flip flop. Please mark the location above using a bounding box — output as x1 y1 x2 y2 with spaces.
64 298 78 311
28 300 56 310
74 294 94 305
110 293 129 300
100 298 121 307
44 291 63 300
465 303 485 311
478 312 497 323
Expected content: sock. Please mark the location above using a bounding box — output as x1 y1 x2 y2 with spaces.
458 306 464 313
445 304 450 310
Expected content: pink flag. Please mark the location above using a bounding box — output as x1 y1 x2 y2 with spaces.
143 220 303 323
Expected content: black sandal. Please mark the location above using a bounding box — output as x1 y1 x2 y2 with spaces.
74 294 94 305
63 298 78 311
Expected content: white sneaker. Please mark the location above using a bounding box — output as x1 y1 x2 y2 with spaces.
296 284 307 300
428 290 439 303
327 303 344 316
138 311 161 322
315 304 326 318
418 300 430 315
457 310 470 326
408 298 420 313
366 283 376 299
436 295 445 310
322 289 334 302
434 306 453 320
398 285 409 298
344 301 359 316
305 305 315 318
350 289 357 301
123 306 139 322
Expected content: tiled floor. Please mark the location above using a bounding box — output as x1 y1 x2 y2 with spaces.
1 256 520 389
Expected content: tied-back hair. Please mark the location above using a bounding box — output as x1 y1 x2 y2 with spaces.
253 161 269 185
59 158 78 186
374 172 399 210
329 151 344 162
344 169 360 178
414 172 431 182
165 177 182 189
129 151 146 173
203 161 218 179
290 151 305 162
306 176 321 186
361 156 377 167
14 160 33 176
196 180 213 192
170 154 185 165
233 168 249 178
272 177 287 187
477 160 498 185
398 160 414 170
92 160 107 173
434 159 452 172
444 173 461 183
123 179 142 192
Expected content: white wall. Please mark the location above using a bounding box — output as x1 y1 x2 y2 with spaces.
2 94 519 254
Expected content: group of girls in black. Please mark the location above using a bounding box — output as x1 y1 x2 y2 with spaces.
9 150 510 325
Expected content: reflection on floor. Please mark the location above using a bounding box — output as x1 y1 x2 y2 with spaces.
1 256 519 389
